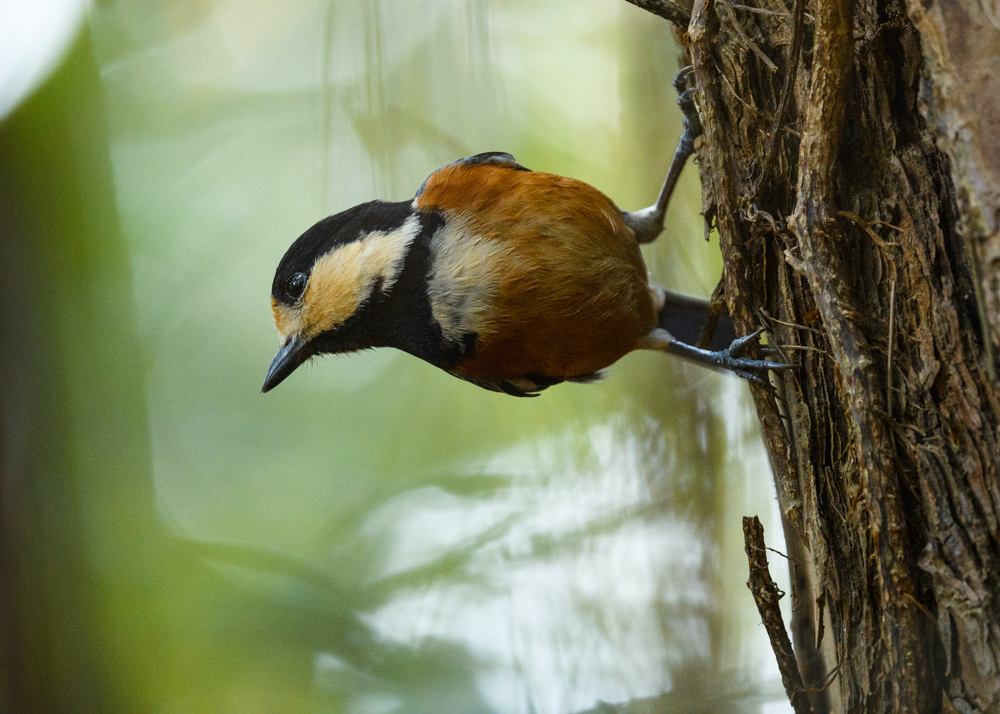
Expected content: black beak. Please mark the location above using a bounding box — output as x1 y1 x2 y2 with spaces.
262 334 310 393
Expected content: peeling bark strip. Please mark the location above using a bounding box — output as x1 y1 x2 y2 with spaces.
788 0 935 705
743 516 815 714
629 0 1000 709
904 0 1000 371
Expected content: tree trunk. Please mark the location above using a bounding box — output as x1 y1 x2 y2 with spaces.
640 0 1000 710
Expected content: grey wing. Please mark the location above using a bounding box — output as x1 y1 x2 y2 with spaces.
415 152 531 198
448 152 530 171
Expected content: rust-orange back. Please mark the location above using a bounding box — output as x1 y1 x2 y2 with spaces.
417 163 657 380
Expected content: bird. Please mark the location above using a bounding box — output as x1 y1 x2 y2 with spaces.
262 70 789 397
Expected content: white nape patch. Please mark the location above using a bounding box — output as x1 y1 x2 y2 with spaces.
276 215 419 342
427 218 506 342
372 214 421 294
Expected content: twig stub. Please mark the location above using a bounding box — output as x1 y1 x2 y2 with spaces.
743 515 815 714
622 0 692 26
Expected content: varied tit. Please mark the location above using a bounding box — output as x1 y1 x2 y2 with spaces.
263 71 790 396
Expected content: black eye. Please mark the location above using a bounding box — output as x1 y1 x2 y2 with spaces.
284 272 308 301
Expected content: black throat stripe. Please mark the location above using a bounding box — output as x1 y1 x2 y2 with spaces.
331 209 476 370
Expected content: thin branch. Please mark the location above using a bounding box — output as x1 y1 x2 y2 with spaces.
743 516 815 714
622 0 692 26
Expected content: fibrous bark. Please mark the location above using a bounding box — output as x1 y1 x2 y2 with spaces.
905 0 1000 374
643 0 1000 709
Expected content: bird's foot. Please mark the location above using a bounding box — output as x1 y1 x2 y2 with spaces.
710 329 795 386
654 327 794 386
622 67 705 244
673 65 695 95
673 66 703 154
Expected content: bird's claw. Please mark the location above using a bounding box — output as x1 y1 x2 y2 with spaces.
714 329 795 387
671 66 703 150
673 65 695 94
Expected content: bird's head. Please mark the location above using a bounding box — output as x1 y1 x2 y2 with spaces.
262 200 418 393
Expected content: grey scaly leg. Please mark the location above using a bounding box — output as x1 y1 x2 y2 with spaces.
639 328 795 387
628 67 794 384
622 65 704 244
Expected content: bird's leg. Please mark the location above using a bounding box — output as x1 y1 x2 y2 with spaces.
639 327 795 386
623 65 704 244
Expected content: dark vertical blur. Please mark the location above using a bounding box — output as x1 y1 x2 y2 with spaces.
0 27 155 712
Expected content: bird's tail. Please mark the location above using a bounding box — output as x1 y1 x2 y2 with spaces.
657 290 736 351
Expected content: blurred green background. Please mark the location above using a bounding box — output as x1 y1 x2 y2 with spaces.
0 1 792 712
